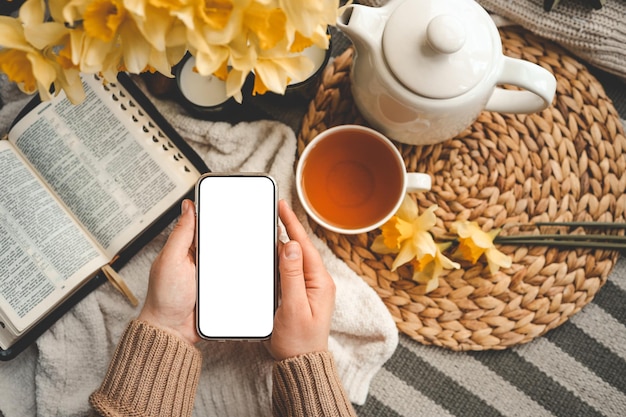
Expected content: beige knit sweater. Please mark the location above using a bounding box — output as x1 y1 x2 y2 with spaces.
90 321 357 417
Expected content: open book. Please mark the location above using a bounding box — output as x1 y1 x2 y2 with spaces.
0 73 208 360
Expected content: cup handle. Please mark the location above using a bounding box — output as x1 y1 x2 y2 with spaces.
484 56 557 114
406 172 431 192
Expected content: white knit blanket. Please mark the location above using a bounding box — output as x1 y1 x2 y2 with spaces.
0 76 398 417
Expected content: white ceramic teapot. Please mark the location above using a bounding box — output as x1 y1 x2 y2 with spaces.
337 0 557 145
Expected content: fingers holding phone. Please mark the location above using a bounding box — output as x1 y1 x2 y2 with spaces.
270 200 336 361
138 199 200 345
193 175 334 359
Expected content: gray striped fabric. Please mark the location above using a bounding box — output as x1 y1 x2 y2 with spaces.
354 256 626 416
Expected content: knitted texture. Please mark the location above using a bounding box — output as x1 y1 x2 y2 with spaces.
477 0 626 80
89 320 202 417
356 0 626 81
272 352 357 417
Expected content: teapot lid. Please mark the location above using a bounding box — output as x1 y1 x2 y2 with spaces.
382 0 498 99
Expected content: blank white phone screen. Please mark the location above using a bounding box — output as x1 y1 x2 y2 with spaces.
196 175 276 339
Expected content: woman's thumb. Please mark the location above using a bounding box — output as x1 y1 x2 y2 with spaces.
164 199 195 257
279 241 307 304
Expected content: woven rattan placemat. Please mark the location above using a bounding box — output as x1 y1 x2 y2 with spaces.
297 27 626 351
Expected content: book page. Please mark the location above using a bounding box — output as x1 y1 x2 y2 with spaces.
8 75 200 257
0 142 108 339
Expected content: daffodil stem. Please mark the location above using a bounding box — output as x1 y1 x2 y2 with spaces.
496 234 626 242
494 238 626 250
533 221 626 230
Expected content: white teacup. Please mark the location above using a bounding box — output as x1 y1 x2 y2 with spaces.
296 125 431 234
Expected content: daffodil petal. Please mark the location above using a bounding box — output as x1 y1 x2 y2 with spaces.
396 194 418 221
229 36 257 70
488 228 502 240
414 204 438 230
24 22 68 50
412 261 439 291
472 229 496 248
48 0 67 22
391 241 417 271
131 5 174 51
148 48 174 76
75 36 105 71
437 241 453 252
455 237 485 264
19 0 45 28
424 275 439 293
28 52 57 100
417 243 460 293
225 68 246 102
122 0 145 17
454 221 492 248
0 17 29 50
278 0 338 38
164 44 187 69
289 32 314 53
193 47 229 76
245 3 286 50
380 216 413 250
54 67 85 104
485 247 512 274
63 0 91 26
309 25 331 49
451 220 471 237
254 56 313 94
120 23 151 73
412 230 437 259
438 252 461 270
371 235 398 255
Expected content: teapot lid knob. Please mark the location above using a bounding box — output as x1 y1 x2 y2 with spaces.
382 0 498 100
426 15 465 54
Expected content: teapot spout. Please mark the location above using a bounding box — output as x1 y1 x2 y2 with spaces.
337 3 392 54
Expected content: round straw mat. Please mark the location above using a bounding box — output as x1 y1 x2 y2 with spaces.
297 27 626 351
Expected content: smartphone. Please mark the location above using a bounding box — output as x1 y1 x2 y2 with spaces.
195 173 277 340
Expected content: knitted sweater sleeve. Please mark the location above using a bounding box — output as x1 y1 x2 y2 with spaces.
272 351 357 417
89 320 202 417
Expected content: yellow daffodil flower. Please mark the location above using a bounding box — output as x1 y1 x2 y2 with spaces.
195 0 235 31
412 242 460 293
253 53 314 94
371 196 460 292
83 0 126 42
279 0 335 45
124 0 187 53
185 0 245 48
451 221 512 274
371 196 432 267
0 0 84 102
244 3 287 50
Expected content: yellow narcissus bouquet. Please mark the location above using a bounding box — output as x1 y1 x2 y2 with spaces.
0 0 340 104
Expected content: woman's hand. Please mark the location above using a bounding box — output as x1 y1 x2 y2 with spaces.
269 200 336 361
138 199 201 345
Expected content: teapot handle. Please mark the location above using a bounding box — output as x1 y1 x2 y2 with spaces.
485 56 556 114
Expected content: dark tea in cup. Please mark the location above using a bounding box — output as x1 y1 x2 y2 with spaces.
296 125 431 234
